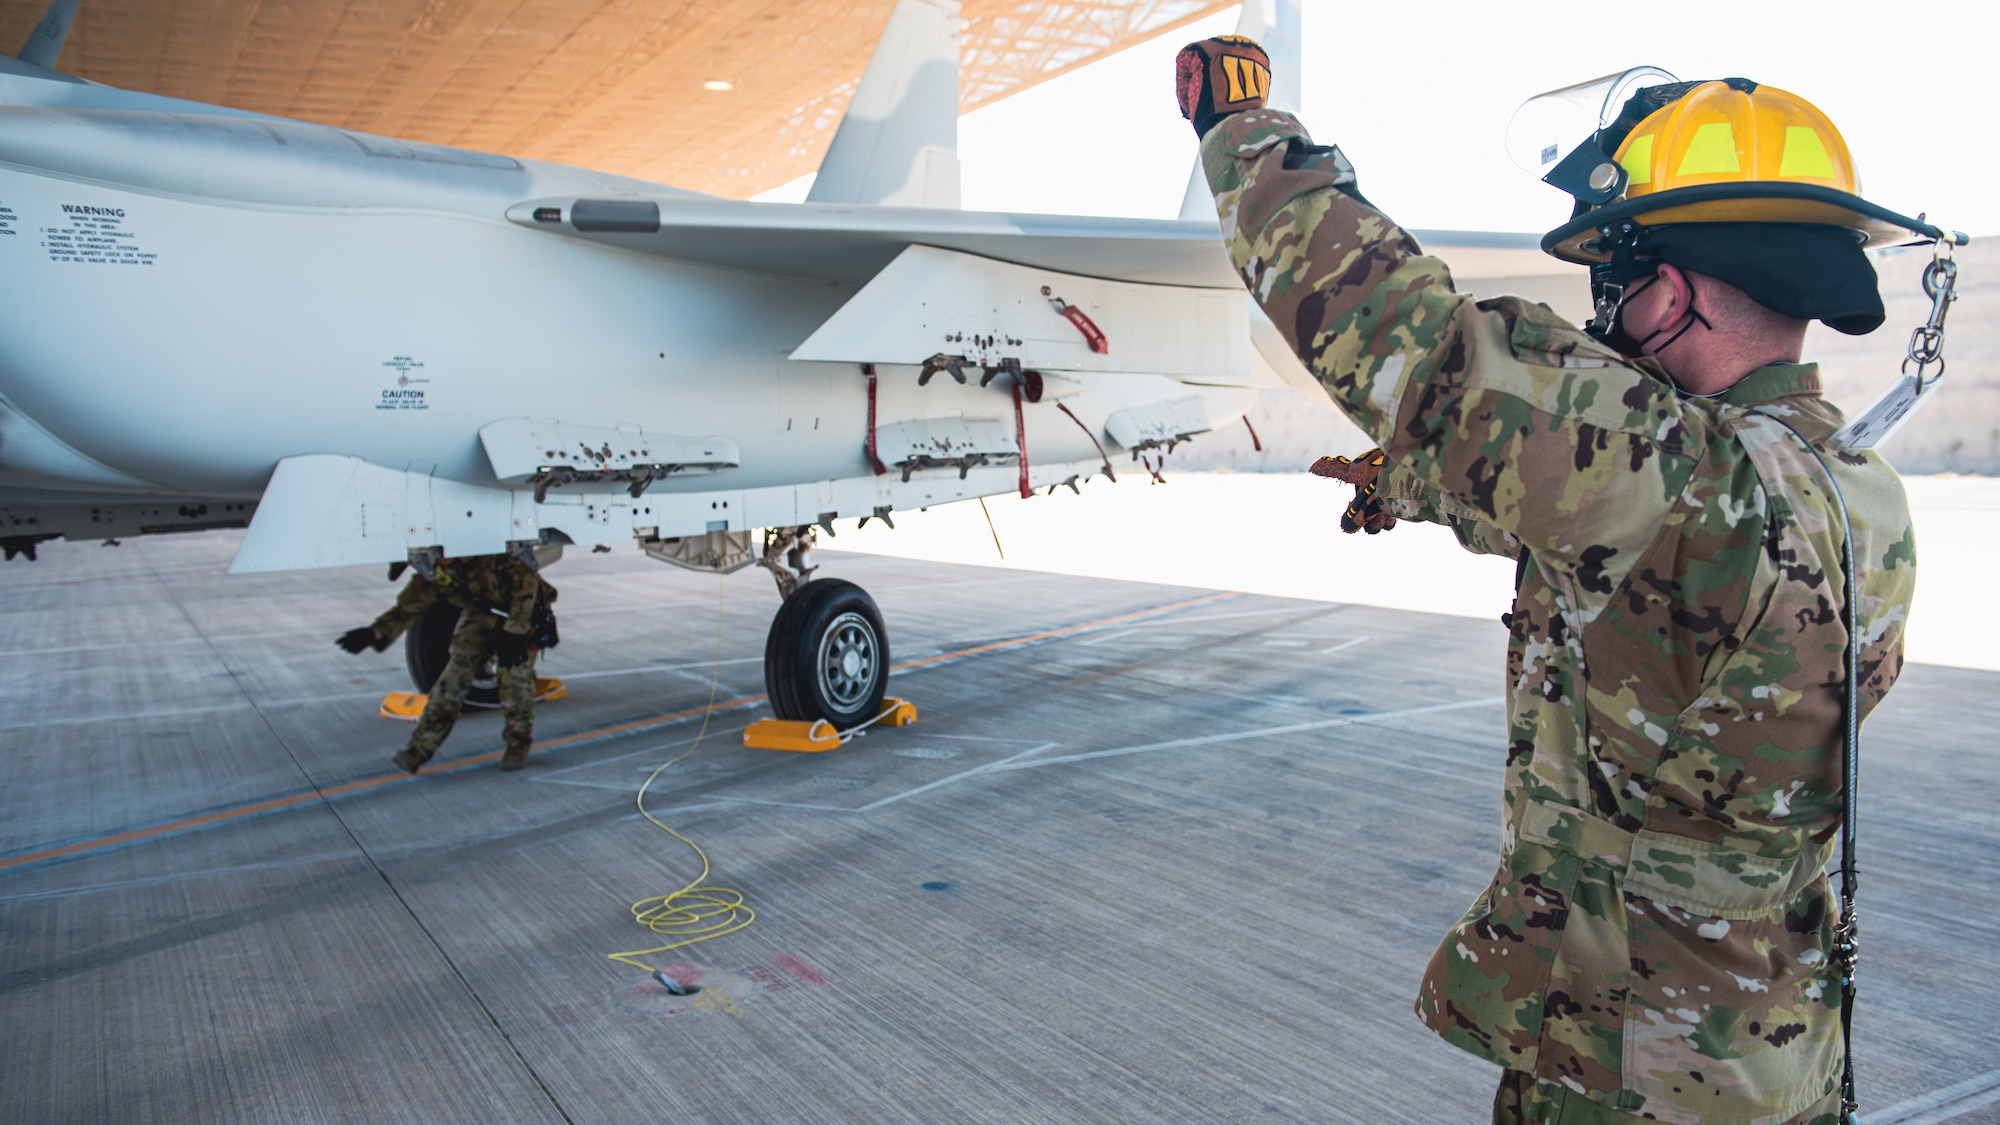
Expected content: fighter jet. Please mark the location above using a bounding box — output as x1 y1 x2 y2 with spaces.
0 0 1551 723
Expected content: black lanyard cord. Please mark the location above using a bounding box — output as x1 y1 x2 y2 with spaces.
1760 411 1863 1124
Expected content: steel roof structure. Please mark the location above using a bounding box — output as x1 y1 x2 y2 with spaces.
0 0 1232 196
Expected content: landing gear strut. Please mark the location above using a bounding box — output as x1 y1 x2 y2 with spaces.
755 525 818 600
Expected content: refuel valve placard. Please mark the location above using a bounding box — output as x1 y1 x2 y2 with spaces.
377 356 431 411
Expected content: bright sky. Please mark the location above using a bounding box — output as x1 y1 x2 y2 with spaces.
762 1 1993 237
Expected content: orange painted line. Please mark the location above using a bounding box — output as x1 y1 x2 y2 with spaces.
3 792 323 868
0 590 1241 873
527 696 767 754
0 772 442 871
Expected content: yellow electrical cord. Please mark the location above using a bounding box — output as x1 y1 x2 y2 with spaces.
606 571 754 972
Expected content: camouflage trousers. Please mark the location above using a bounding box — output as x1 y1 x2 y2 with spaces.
1493 1070 1843 1125
404 618 536 765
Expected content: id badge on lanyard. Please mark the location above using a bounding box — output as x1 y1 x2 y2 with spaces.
1834 372 1944 451
1839 241 1961 453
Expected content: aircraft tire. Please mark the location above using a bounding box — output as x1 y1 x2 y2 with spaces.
764 578 889 725
404 602 503 709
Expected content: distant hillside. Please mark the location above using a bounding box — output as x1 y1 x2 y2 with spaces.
1173 239 1997 476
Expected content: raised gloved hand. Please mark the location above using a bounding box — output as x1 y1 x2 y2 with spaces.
1309 448 1398 535
1175 35 1271 137
337 626 382 654
495 629 533 668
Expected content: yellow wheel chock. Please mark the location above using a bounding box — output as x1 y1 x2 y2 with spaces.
743 697 918 753
380 692 427 720
378 677 568 720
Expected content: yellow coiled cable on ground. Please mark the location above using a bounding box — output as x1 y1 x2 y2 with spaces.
607 572 754 974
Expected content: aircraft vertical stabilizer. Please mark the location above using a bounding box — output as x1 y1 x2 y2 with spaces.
15 0 78 69
806 0 962 209
1177 0 1303 222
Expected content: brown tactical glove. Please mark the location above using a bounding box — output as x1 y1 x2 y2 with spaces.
1175 35 1270 137
1309 448 1397 535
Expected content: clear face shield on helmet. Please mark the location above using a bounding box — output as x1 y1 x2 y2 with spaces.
1505 66 1677 192
1506 67 1680 348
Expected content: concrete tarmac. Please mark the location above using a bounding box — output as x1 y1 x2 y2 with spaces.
3 532 1996 1124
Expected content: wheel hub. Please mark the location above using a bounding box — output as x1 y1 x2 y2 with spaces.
816 611 878 711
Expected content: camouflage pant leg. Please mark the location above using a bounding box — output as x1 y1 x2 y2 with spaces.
497 646 537 755
404 619 496 764
1493 1070 1844 1124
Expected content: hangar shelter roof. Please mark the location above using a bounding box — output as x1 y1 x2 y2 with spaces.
0 0 1233 196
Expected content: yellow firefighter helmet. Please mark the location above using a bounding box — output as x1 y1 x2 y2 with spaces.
1542 78 1944 264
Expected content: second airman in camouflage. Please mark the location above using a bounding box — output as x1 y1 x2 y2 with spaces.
339 553 556 772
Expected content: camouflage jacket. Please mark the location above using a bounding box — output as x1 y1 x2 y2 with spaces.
1203 109 1916 1121
371 555 554 640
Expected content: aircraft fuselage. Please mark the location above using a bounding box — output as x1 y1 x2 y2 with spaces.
0 63 1254 565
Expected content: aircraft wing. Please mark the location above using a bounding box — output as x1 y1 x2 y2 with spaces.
504 197 1244 288
498 197 1570 399
504 197 1563 290
788 243 1251 378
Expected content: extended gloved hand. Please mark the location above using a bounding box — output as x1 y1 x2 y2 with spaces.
1309 448 1398 535
337 627 382 654
495 629 533 668
1175 35 1271 137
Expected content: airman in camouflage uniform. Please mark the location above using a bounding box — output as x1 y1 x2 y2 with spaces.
1179 39 1916 1125
340 554 556 772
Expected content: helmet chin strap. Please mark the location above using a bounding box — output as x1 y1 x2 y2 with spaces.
1593 272 1658 354
1585 221 1648 348
1595 268 1715 370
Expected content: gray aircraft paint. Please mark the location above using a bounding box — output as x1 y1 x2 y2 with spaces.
14 0 76 71
0 0 1556 567
808 0 962 208
0 3 1262 568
